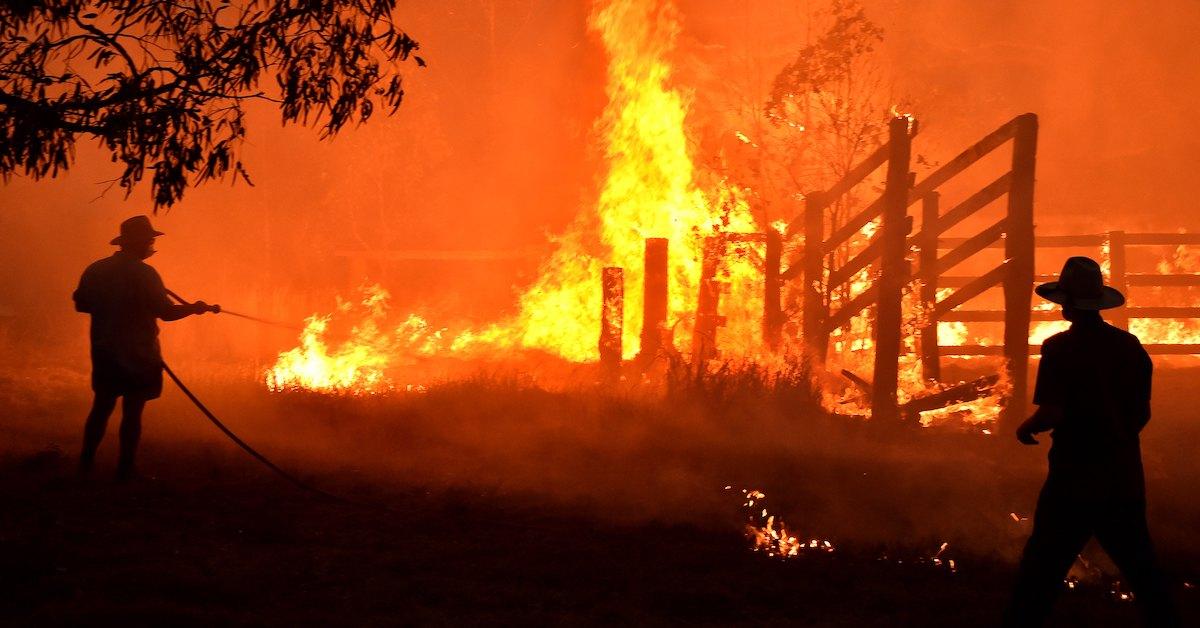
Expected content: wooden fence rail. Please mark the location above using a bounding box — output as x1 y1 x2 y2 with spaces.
927 230 1200 362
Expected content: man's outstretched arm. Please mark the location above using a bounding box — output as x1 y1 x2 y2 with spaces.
155 292 217 321
147 270 215 321
157 301 208 321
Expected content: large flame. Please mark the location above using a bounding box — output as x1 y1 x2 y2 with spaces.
269 0 763 392
465 0 760 361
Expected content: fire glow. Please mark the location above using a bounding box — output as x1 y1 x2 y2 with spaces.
264 0 1200 426
736 488 834 559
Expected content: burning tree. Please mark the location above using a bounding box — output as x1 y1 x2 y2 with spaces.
762 0 893 195
0 0 421 209
706 2 899 222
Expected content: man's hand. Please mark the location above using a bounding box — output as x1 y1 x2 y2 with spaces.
1016 419 1041 445
1015 404 1062 446
191 301 220 315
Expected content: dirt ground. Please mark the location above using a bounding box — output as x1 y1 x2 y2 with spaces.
1 363 1197 626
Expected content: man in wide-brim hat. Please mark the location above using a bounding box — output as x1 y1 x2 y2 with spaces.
1005 256 1178 626
73 216 218 481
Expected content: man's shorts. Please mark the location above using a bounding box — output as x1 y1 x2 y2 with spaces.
91 351 163 399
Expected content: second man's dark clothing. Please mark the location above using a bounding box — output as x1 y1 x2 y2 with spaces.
1008 475 1175 626
1008 315 1177 627
1033 316 1152 498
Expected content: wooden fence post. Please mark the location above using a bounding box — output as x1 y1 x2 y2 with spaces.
693 237 723 363
1003 113 1038 429
802 192 828 365
871 117 913 423
919 192 942 382
600 267 624 381
1108 230 1129 330
641 238 669 359
764 228 784 351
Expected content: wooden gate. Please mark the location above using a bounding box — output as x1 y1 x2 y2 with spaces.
776 114 1039 425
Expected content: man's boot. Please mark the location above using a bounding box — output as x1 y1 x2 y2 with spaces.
116 398 143 482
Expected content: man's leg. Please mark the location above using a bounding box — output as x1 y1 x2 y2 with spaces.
80 393 118 473
116 395 146 481
1096 500 1180 628
1003 484 1092 627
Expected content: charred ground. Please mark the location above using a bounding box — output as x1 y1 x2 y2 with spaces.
1 363 1198 626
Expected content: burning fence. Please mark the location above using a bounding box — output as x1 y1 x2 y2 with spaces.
264 0 1200 426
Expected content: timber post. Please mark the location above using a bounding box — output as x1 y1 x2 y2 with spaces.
1002 113 1038 428
764 228 784 350
600 267 624 381
693 236 724 363
870 117 913 423
802 192 828 365
641 238 669 359
919 191 942 382
1108 230 1129 330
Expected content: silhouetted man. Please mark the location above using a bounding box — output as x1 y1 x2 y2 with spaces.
1005 256 1179 627
73 216 217 481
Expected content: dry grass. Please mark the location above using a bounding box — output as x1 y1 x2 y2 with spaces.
1 362 1197 625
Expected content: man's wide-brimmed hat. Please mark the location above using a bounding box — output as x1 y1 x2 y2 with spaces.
110 215 164 245
1035 256 1125 310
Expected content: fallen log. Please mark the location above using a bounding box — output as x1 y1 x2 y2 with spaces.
840 369 874 396
899 374 1000 419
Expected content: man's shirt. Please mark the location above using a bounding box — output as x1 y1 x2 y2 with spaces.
73 251 174 372
1033 317 1152 495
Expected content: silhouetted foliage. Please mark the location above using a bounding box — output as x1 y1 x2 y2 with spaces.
765 0 883 121
0 0 421 209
